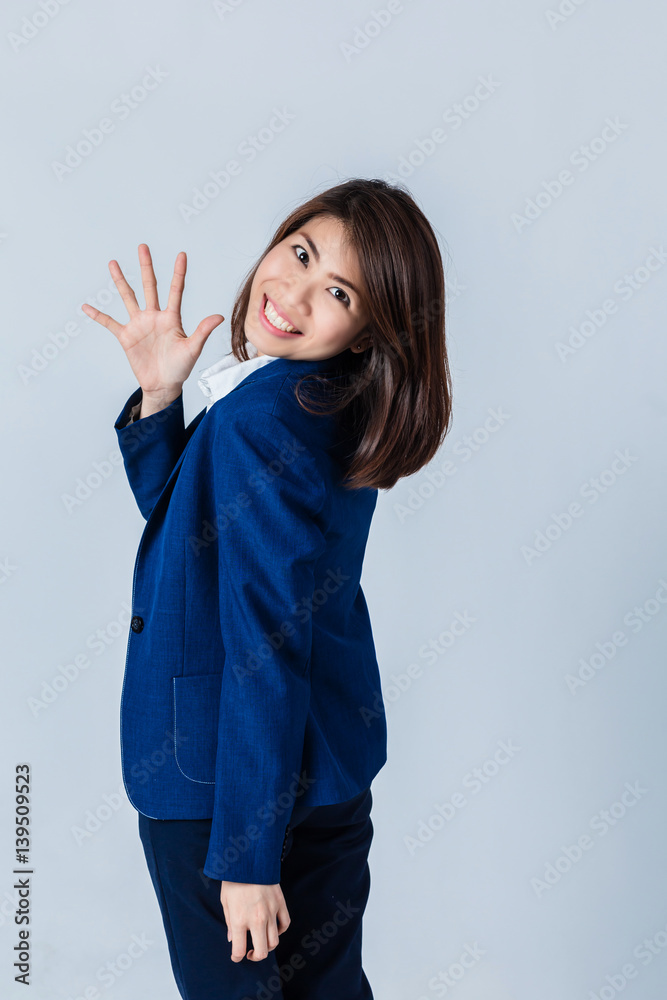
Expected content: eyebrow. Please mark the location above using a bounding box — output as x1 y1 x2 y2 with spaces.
299 231 361 296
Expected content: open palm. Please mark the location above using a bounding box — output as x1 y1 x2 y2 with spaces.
82 243 224 395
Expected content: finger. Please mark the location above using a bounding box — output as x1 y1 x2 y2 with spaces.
230 927 249 964
266 914 280 951
166 250 187 315
108 259 141 318
219 899 233 943
80 302 123 338
138 243 160 311
247 923 270 962
276 900 291 935
189 314 225 355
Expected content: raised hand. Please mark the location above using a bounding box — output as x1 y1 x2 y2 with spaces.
82 243 224 411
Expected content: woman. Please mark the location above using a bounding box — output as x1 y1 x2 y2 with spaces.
82 178 453 999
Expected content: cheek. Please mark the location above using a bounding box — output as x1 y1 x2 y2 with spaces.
253 248 283 283
314 308 351 343
317 296 356 332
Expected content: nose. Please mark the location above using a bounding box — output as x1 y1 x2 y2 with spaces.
278 280 313 320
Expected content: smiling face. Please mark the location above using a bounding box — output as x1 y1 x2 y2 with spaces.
245 213 373 360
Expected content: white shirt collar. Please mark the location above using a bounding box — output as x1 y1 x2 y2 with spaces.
197 345 281 410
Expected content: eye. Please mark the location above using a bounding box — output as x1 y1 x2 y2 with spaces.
292 244 309 265
291 245 351 308
329 286 351 307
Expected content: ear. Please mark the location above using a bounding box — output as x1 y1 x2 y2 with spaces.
351 328 374 353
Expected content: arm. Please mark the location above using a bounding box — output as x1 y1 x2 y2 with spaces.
82 243 224 518
124 401 142 425
114 386 205 521
202 409 328 886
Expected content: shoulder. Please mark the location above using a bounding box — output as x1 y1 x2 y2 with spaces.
205 380 332 517
208 364 340 451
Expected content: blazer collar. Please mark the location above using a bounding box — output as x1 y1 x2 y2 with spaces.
197 350 280 408
226 348 353 395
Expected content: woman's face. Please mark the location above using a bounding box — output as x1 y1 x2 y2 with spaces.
246 213 372 360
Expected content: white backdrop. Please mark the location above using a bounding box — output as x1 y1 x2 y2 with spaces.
1 1 666 997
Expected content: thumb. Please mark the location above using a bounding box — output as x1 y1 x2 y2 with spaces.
190 314 225 354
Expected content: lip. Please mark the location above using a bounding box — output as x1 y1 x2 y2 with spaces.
259 293 302 337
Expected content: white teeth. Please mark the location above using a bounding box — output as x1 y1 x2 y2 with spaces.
264 298 299 333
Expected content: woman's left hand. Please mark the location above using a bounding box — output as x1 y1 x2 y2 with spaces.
220 881 290 963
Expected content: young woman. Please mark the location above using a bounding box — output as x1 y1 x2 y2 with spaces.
82 178 452 999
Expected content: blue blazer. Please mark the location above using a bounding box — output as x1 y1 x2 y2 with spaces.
113 353 387 885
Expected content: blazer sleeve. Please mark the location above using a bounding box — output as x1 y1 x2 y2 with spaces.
202 408 328 885
114 386 205 521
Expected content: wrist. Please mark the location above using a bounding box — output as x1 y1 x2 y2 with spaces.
139 386 182 418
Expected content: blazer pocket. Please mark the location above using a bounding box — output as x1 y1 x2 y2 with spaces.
172 674 222 784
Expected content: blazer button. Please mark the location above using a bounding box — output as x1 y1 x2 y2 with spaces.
130 615 144 633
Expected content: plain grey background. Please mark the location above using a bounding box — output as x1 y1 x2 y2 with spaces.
1 1 666 997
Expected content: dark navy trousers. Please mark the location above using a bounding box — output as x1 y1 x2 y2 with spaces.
137 787 375 999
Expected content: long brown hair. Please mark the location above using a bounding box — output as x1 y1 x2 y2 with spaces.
230 178 453 492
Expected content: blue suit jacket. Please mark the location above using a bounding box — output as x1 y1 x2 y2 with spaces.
113 353 387 884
